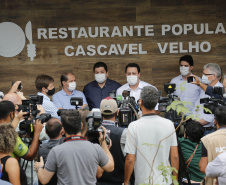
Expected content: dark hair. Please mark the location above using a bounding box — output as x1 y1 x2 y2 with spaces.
0 123 17 153
184 120 204 143
60 72 74 86
61 110 81 135
140 86 158 110
0 101 15 121
79 108 89 134
102 112 117 120
93 62 108 73
125 63 140 73
215 106 226 126
35 74 54 92
179 55 194 66
45 118 62 139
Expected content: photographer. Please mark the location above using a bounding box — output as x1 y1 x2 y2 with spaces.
0 100 43 161
97 97 127 185
34 110 114 185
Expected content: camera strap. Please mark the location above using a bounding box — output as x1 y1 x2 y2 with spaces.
142 113 157 117
63 135 86 143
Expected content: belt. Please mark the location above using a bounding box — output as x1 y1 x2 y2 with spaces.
203 127 214 130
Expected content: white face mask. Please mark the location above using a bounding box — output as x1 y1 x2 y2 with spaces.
67 82 76 91
180 66 190 76
95 74 106 84
127 75 138 86
202 75 211 85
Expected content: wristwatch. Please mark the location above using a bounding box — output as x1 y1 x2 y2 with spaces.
36 166 43 172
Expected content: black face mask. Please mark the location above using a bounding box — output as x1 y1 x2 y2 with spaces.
47 88 55 96
16 104 22 112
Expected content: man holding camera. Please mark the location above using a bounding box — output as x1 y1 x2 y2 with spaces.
53 72 88 109
0 100 43 161
34 110 114 185
199 106 226 185
35 74 60 119
97 97 127 185
83 62 121 110
124 86 179 185
170 55 202 115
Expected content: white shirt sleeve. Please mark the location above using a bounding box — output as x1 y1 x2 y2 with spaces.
206 155 222 178
124 123 136 155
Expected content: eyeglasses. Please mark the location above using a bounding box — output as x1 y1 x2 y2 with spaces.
203 73 214 76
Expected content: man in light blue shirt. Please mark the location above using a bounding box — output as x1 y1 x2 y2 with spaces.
195 63 223 135
53 72 88 109
170 55 202 115
35 74 60 119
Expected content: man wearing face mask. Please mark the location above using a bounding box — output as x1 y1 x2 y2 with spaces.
170 55 202 115
83 62 121 110
191 74 226 101
116 63 158 107
194 63 223 135
35 74 60 119
53 72 88 109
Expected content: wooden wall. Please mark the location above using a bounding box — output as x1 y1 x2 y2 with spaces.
0 0 226 97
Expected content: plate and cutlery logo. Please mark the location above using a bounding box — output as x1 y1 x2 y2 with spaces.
0 21 36 61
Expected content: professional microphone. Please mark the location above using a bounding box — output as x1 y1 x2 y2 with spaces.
109 90 116 100
122 90 130 99
116 95 123 108
116 95 123 101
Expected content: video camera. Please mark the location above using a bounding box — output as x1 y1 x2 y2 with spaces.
19 95 51 137
158 83 182 124
110 90 139 127
57 97 83 116
158 83 177 112
86 110 110 145
200 86 226 114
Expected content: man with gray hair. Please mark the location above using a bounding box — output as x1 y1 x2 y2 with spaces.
192 63 223 135
124 86 179 185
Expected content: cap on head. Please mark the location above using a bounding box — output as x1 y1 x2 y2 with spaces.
100 97 118 115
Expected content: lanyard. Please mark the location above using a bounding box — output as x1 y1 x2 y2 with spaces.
63 135 86 142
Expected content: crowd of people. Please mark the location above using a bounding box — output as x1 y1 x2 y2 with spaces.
0 56 226 185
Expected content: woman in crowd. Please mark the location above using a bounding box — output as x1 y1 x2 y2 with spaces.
0 123 27 185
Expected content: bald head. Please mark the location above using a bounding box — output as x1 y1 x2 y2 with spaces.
46 118 63 139
3 93 22 105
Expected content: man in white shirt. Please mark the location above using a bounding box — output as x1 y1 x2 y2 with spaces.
116 63 158 111
124 86 179 185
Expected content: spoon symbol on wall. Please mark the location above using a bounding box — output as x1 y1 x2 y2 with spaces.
25 21 36 61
